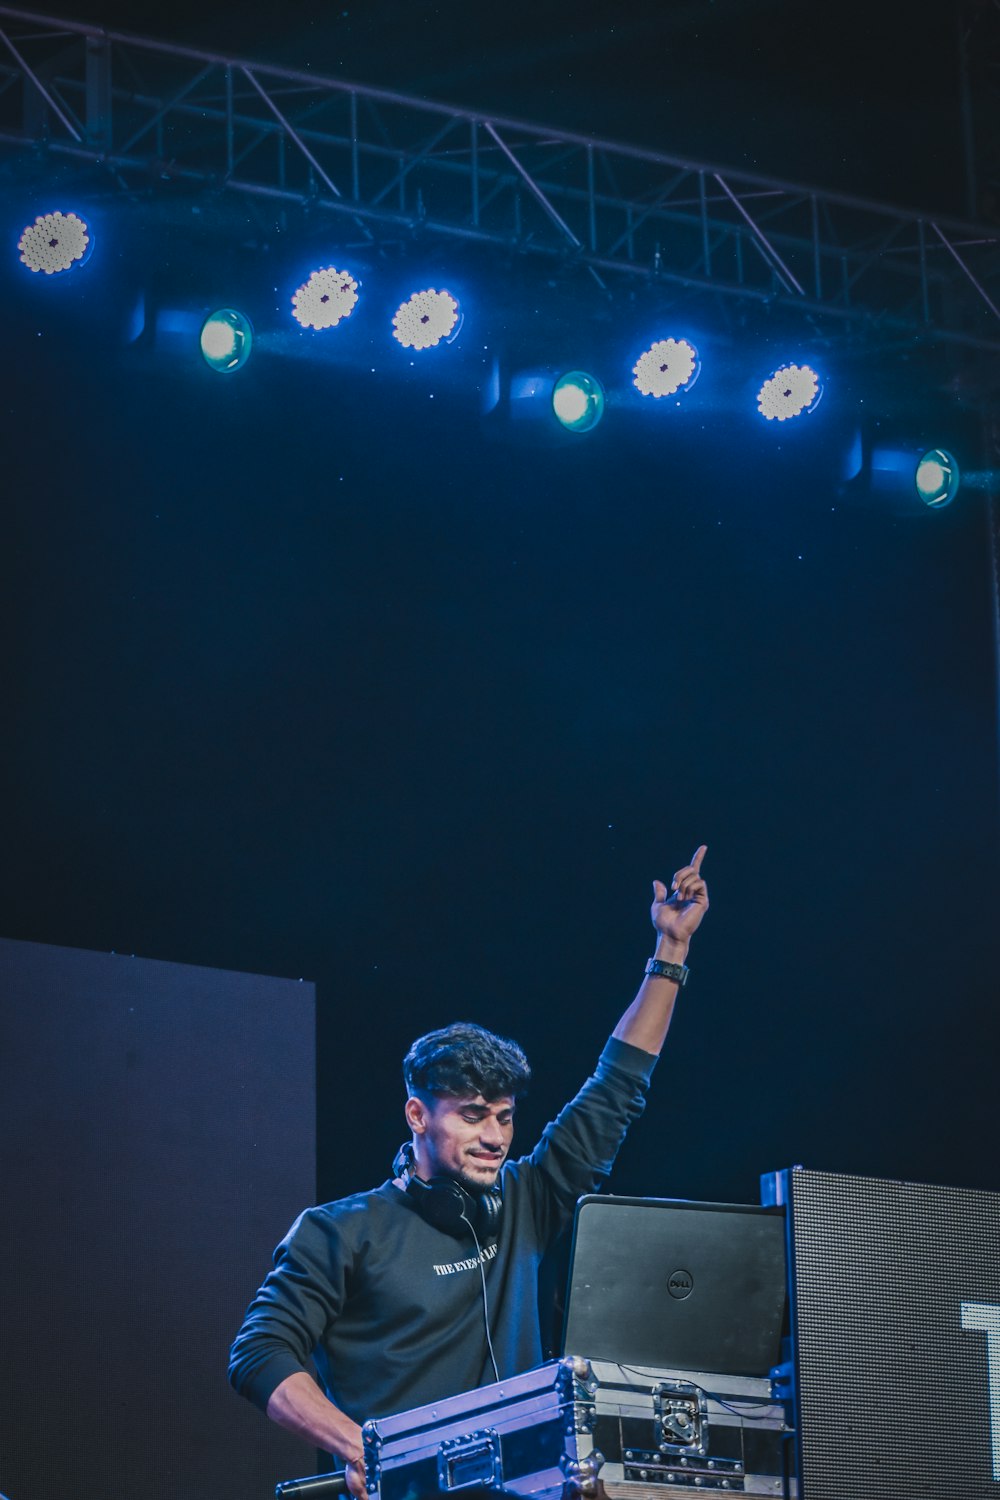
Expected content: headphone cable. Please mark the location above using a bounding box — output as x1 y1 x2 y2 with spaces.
462 1210 501 1384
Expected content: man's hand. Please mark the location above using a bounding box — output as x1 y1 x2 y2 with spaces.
651 845 709 951
345 1458 367 1499
266 1373 367 1492
612 846 710 1055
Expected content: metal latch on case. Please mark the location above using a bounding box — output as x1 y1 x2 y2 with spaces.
652 1378 709 1455
437 1429 503 1491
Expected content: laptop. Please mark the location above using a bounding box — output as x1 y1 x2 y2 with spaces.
560 1194 787 1377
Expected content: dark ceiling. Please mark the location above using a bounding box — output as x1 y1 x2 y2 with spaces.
36 0 980 218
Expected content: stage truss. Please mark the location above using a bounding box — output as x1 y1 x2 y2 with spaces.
1 4 1000 363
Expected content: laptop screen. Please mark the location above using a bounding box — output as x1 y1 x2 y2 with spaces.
560 1194 787 1377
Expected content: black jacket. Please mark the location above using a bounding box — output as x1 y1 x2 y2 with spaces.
228 1036 655 1424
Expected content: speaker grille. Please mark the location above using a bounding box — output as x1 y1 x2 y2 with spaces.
787 1168 1000 1500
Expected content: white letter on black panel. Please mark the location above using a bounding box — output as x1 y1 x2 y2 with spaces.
961 1301 1000 1480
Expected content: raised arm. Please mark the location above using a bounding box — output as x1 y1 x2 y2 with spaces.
612 845 709 1056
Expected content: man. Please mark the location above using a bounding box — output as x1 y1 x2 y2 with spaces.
229 846 709 1497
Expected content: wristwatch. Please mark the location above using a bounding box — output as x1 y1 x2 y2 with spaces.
644 956 689 987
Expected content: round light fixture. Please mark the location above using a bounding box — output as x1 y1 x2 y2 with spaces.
757 363 823 421
392 289 461 350
18 210 92 275
199 309 253 373
552 371 605 433
633 338 700 398
292 267 359 330
914 448 960 508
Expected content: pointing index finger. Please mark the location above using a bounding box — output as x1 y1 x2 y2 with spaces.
690 844 708 873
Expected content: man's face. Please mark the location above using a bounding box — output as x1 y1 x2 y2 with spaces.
406 1092 515 1193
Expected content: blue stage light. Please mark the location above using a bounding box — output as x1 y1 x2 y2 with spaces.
199 309 253 373
633 338 700 398
869 442 962 512
392 289 461 350
915 448 960 508
292 267 359 330
552 371 605 433
18 210 92 275
757 363 823 421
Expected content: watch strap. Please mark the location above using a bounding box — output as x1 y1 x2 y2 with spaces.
645 956 689 987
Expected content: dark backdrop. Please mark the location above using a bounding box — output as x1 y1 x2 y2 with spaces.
1 227 998 1236
0 937 316 1500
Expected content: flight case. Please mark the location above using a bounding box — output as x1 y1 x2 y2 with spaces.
362 1356 794 1499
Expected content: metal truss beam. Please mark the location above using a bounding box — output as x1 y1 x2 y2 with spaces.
2 6 1000 351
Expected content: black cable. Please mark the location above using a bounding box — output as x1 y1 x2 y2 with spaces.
617 1363 780 1421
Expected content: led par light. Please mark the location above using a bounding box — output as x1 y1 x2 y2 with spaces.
757 363 823 421
292 267 359 330
18 210 92 275
392 289 461 350
633 338 700 398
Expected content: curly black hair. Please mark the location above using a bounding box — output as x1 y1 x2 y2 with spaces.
403 1021 531 1102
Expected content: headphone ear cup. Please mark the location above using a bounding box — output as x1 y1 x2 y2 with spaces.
405 1175 470 1237
476 1186 503 1242
405 1174 503 1242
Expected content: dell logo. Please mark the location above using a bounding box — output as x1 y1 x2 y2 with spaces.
667 1269 693 1300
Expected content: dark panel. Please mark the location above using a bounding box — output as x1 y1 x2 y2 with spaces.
784 1167 1000 1500
0 936 316 1500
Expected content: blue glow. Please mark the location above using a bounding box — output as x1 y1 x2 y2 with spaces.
552 371 604 432
510 373 550 402
840 427 864 484
199 309 253 373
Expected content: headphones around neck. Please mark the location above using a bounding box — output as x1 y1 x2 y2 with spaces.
393 1143 504 1244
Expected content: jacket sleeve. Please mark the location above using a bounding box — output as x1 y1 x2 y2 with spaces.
511 1035 657 1244
228 1206 349 1412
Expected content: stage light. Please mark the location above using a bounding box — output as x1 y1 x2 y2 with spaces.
552 371 605 432
292 267 359 330
633 338 700 398
869 442 962 512
199 309 253 372
18 210 91 275
915 448 960 508
757 363 823 421
392 289 461 350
